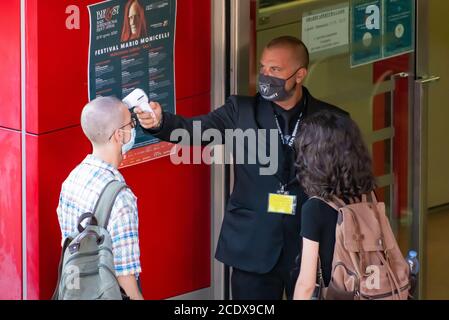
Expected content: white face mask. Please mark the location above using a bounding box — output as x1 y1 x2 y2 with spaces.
121 127 136 155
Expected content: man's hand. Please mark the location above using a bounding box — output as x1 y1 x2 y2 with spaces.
135 101 163 130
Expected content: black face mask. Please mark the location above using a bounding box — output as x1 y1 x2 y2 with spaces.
259 67 301 102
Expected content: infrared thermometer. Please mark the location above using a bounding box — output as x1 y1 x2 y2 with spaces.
122 88 155 117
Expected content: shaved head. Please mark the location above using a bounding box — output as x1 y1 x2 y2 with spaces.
81 96 128 146
265 36 309 69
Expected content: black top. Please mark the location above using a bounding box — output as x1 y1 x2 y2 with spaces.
300 198 338 286
143 87 349 273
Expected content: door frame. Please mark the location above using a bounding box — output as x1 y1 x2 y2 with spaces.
412 0 442 300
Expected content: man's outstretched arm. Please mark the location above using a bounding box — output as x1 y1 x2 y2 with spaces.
135 99 239 146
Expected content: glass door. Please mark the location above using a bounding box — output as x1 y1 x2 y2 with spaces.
231 0 449 300
414 0 448 300
231 0 417 296
253 0 414 247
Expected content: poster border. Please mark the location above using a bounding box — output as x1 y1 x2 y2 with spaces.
87 0 178 166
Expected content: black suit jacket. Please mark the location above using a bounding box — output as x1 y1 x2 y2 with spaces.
144 87 348 274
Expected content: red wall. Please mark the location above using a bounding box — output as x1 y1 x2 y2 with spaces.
0 0 21 131
0 0 22 300
0 0 211 300
0 129 23 299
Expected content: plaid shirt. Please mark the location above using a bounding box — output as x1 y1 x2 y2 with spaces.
57 154 141 277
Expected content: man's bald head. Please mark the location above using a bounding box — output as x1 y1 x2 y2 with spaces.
265 36 309 69
81 96 128 146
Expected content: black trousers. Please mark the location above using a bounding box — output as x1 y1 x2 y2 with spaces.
231 250 298 300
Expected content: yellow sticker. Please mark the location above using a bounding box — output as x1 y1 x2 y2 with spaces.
268 193 297 215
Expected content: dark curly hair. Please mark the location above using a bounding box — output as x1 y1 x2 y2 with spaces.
295 110 376 201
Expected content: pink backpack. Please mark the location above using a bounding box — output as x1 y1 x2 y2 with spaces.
315 193 411 300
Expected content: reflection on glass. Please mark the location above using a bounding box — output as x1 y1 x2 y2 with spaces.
259 0 299 9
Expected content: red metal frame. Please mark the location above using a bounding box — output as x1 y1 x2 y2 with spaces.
373 54 411 218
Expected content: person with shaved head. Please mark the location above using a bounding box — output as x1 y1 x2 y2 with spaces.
135 36 349 300
57 96 143 300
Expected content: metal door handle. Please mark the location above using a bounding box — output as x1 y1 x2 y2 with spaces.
416 76 441 84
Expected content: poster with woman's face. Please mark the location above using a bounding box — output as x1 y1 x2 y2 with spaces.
88 0 177 166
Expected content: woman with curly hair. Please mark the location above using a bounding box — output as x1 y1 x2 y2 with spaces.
293 110 376 299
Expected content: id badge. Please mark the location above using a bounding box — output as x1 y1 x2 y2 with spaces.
268 193 297 215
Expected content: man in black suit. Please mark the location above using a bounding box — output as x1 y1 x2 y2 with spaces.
135 36 348 299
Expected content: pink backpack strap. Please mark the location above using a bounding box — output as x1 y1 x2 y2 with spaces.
332 196 346 208
344 193 376 203
370 191 378 205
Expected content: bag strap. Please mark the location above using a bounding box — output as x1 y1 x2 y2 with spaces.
317 257 325 287
312 256 326 300
52 236 73 300
93 180 128 229
365 190 386 251
369 191 378 205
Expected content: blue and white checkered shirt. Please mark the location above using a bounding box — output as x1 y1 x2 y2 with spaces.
57 154 142 277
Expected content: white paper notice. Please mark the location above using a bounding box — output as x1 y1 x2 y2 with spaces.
302 5 349 55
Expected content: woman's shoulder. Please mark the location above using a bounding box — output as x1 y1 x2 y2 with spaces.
302 197 338 215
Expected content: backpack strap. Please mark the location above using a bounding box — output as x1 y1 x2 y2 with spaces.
331 196 346 208
367 190 387 251
93 180 128 229
52 236 74 300
313 256 326 299
369 191 378 205
361 192 378 204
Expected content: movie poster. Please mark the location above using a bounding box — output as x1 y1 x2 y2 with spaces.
88 0 177 167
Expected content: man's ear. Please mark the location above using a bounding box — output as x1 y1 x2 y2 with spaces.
111 129 122 144
297 68 308 83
